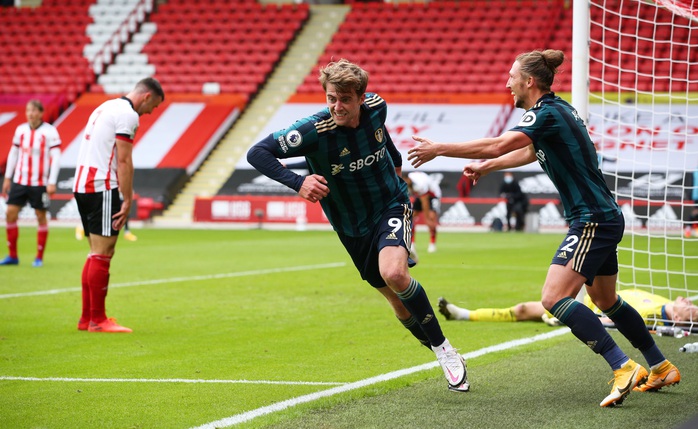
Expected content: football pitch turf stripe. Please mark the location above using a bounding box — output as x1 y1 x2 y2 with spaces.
0 376 343 386
0 262 347 300
427 263 545 272
190 328 572 429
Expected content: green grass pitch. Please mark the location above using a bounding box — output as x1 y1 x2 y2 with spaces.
0 227 696 428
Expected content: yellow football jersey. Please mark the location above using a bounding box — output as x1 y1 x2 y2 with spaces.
584 289 670 322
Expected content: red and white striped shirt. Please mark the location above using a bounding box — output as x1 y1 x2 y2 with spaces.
73 98 139 194
407 171 442 199
4 122 62 187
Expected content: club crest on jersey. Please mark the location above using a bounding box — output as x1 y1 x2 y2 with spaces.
518 111 537 127
286 130 302 147
374 128 384 142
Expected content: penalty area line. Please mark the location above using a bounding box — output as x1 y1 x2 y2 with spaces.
190 328 572 429
0 262 347 300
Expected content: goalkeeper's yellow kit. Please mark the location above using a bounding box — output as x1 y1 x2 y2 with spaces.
584 289 670 324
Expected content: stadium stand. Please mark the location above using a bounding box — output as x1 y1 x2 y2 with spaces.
85 0 147 88
297 0 567 95
296 0 695 95
0 3 94 111
143 0 309 98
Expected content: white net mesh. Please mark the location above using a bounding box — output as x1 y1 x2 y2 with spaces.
586 0 698 330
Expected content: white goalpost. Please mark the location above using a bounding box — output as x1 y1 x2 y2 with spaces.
573 0 698 331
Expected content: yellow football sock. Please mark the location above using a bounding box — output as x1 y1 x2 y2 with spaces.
469 307 516 322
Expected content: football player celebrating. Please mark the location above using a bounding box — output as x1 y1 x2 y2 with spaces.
408 49 679 406
247 59 469 392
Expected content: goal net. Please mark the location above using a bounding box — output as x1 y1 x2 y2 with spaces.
578 0 698 331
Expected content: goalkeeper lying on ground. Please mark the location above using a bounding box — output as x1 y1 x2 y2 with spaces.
438 289 697 328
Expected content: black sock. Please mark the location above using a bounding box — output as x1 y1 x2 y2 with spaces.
552 297 627 370
396 278 445 348
603 296 665 367
399 315 431 349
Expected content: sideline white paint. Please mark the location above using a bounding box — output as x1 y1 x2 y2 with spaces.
191 328 572 429
0 262 346 300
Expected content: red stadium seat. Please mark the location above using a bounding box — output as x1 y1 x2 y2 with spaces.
141 1 307 97
296 0 571 94
0 2 94 101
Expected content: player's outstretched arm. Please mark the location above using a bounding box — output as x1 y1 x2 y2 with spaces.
408 131 532 168
465 145 537 185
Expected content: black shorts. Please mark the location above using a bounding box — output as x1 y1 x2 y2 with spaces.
6 183 50 210
74 189 121 237
412 195 440 214
337 204 413 289
551 215 624 285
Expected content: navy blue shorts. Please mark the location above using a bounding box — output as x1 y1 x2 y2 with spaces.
74 189 121 237
551 215 624 285
338 203 414 289
7 183 49 210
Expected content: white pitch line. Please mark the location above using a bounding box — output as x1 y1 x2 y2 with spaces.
0 376 343 386
0 262 346 300
190 328 572 429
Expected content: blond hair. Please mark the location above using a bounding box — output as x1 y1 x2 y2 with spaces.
516 49 565 92
318 59 369 96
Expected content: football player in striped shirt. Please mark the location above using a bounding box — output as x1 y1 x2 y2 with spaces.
408 49 679 406
247 59 469 392
1 100 61 267
73 77 164 333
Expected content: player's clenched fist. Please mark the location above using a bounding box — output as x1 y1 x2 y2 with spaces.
299 174 329 203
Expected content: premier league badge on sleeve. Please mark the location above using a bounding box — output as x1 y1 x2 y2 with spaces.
286 130 303 147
